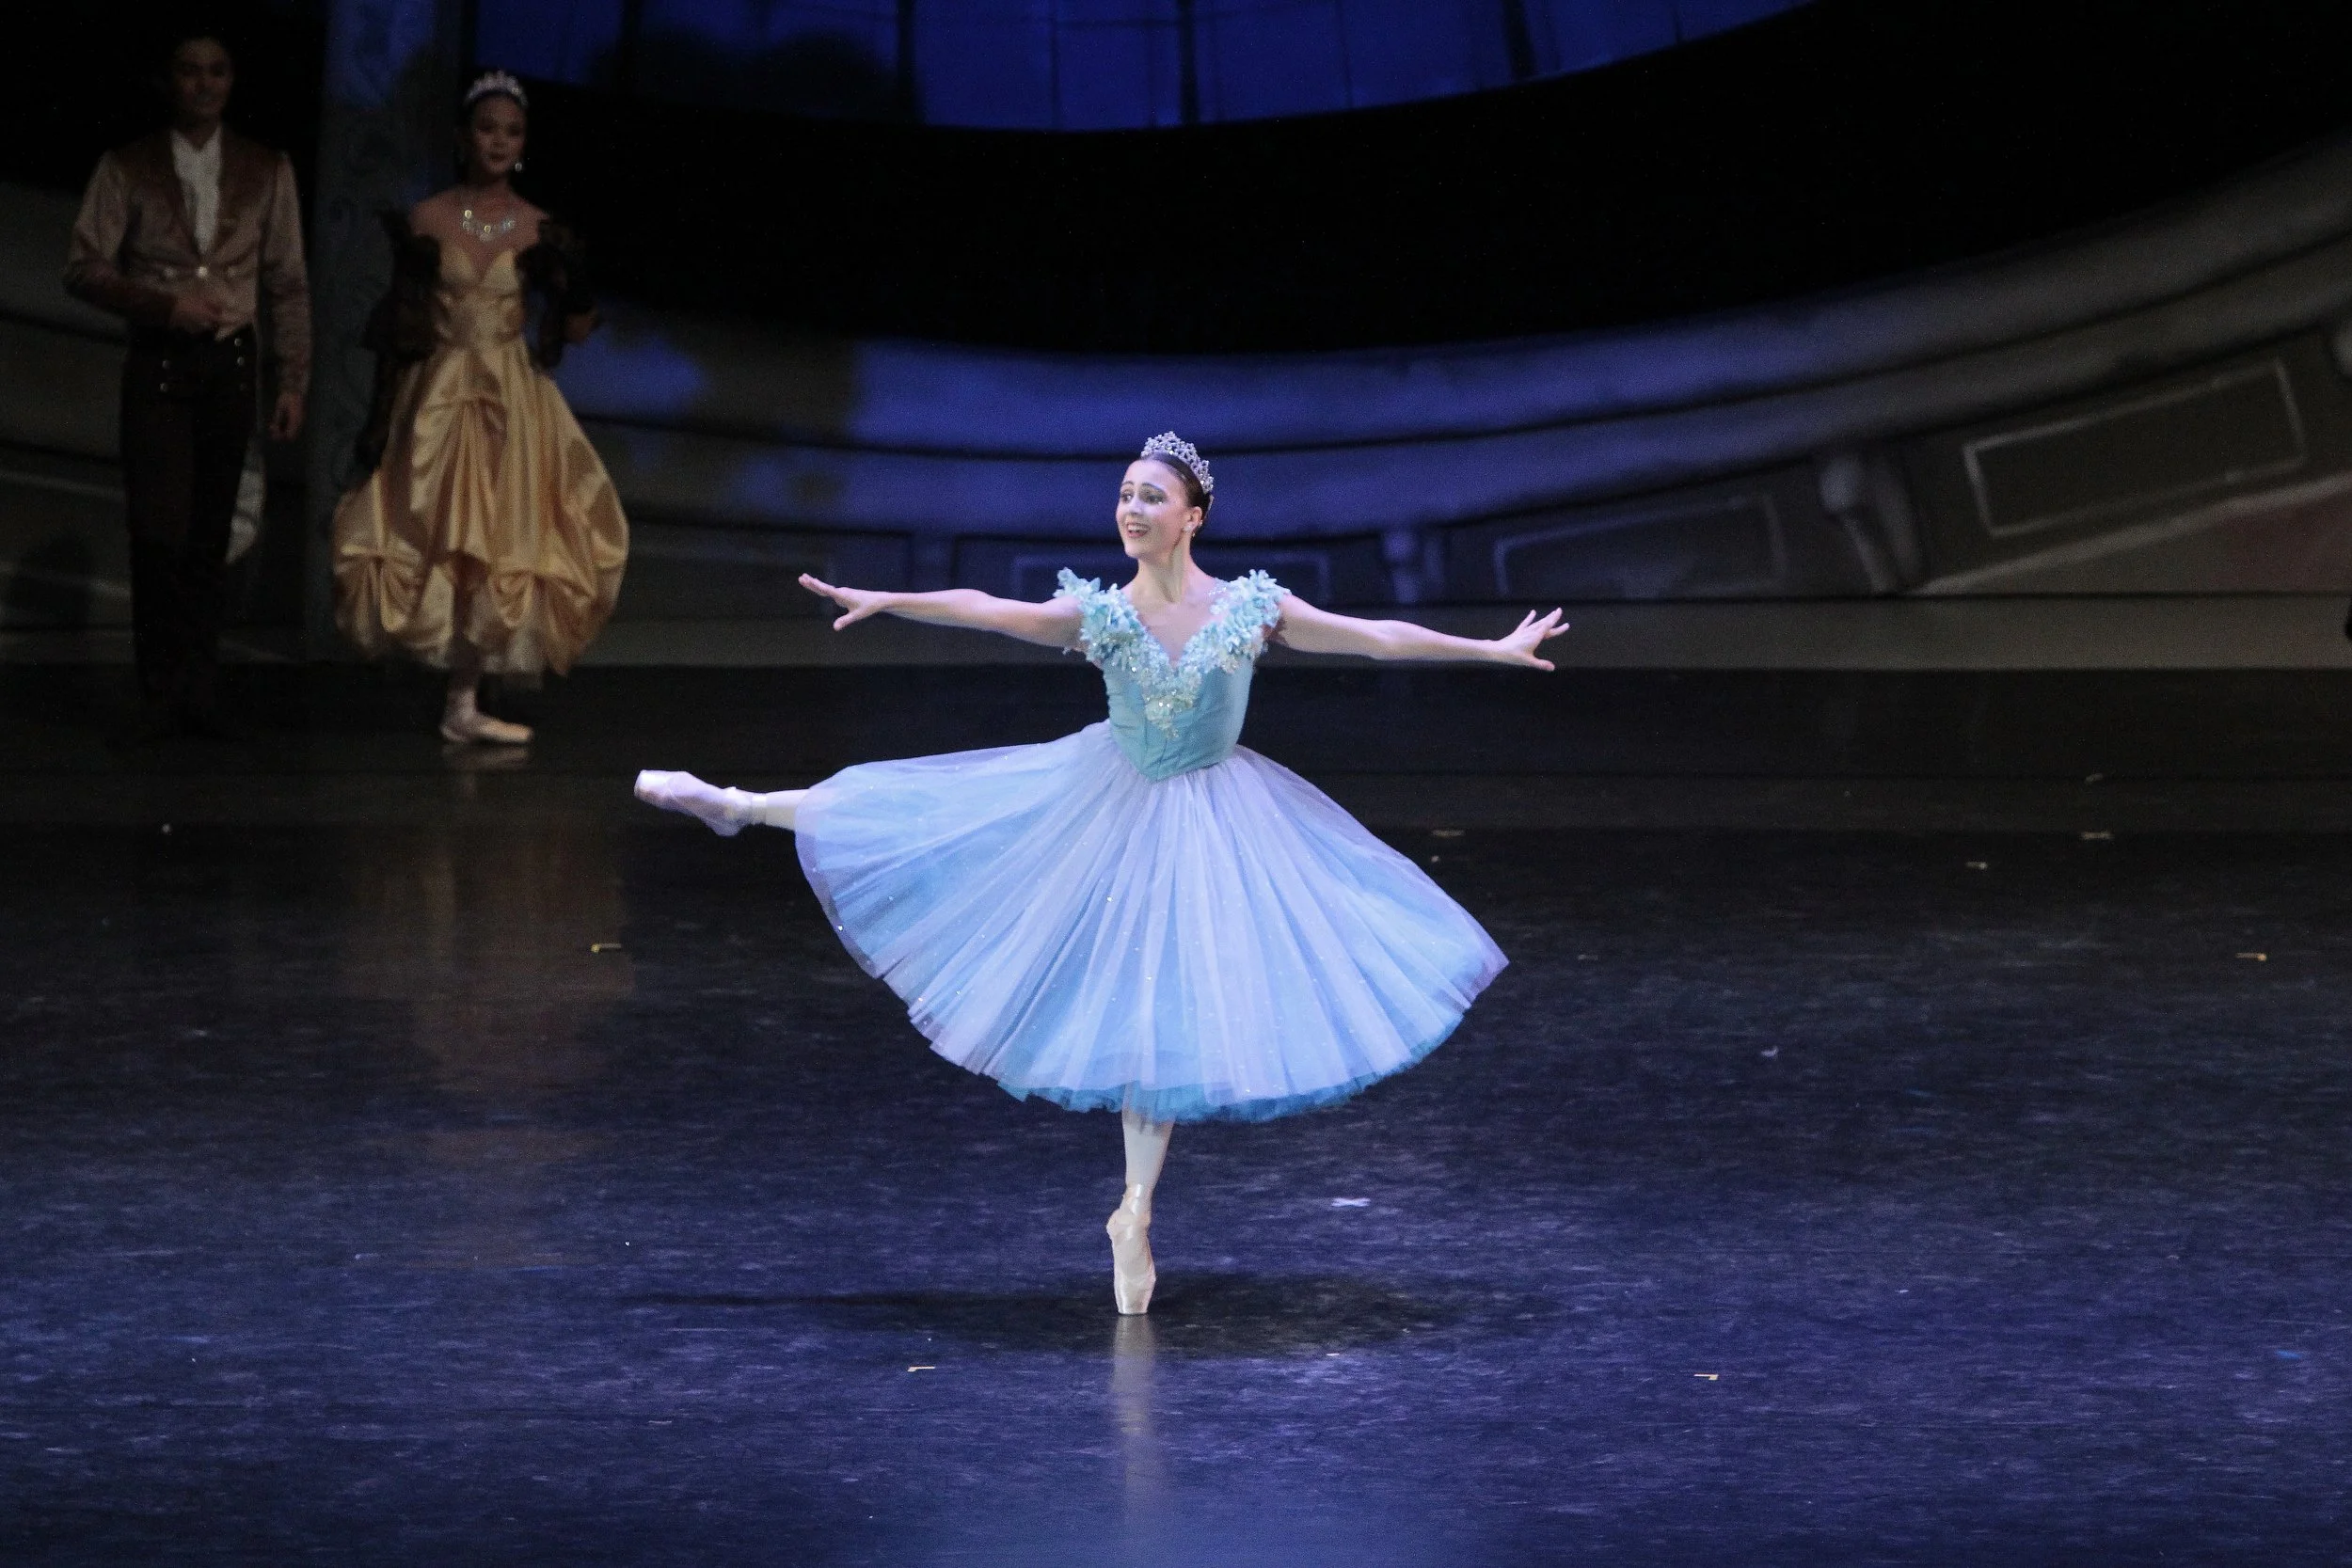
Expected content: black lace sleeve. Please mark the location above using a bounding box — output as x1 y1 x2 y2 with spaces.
350 210 441 476
517 215 595 370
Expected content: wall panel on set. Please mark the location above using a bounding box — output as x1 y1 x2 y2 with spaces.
1966 361 2306 537
1497 496 1783 598
1902 335 2352 577
1444 468 1866 600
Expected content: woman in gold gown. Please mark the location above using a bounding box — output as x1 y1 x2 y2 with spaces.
334 70 628 745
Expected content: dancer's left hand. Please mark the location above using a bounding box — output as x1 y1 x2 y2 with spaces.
801 574 890 630
1492 609 1568 671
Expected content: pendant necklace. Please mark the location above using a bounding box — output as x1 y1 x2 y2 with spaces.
458 192 517 244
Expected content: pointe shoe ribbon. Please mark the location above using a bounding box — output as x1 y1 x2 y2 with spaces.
1106 1194 1155 1317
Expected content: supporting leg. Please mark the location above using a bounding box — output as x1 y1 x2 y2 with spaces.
125 536 183 729
1108 1108 1171 1316
443 647 477 725
633 770 805 834
119 343 195 731
176 332 255 730
1122 1107 1173 1199
442 642 532 745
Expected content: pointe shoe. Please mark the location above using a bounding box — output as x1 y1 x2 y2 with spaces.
439 708 533 746
633 768 751 837
1106 1196 1156 1316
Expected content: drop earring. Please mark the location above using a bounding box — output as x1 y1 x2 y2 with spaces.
513 157 525 173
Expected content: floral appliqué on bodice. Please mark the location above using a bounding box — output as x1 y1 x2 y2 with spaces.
1055 569 1288 734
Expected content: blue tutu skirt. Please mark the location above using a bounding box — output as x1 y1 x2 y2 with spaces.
795 723 1505 1122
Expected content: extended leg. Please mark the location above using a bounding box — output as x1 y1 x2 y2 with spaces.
1108 1108 1171 1316
634 769 805 834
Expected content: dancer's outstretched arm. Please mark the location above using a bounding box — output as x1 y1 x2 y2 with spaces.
1275 596 1567 670
800 575 1083 649
641 578 1081 835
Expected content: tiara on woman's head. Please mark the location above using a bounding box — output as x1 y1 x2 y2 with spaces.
464 69 528 110
1140 431 1213 495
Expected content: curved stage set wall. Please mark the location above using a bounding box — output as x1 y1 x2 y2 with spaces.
4 137 2352 641
555 133 2352 617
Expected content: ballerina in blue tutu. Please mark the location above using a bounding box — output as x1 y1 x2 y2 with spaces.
636 433 1565 1313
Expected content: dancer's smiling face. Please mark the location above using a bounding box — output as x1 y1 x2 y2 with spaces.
461 94 527 184
1116 459 1203 562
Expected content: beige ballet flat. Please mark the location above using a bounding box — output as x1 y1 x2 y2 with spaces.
440 710 533 746
1106 1196 1155 1316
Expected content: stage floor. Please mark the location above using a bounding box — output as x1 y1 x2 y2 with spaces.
8 661 2352 832
4 666 2351 1564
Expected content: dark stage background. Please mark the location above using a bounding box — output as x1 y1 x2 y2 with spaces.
11 0 2352 633
523 0 2352 352
9 0 2351 352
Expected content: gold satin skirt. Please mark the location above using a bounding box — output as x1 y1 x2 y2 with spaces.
333 341 628 674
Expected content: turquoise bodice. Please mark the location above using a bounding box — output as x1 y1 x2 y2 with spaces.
1055 569 1289 781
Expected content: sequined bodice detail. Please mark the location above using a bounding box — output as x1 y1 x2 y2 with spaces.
434 246 525 352
1055 569 1288 782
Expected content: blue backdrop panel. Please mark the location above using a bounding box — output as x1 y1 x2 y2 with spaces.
1337 0 1510 109
640 0 900 54
1531 0 1677 74
470 0 1814 126
635 0 902 118
474 0 627 85
1673 0 1813 40
1198 2 1352 122
916 6 1057 131
1052 9 1185 132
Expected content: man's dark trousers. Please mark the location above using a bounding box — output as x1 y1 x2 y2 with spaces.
120 324 255 723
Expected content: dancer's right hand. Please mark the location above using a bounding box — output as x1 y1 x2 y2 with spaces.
801 574 890 630
168 291 228 334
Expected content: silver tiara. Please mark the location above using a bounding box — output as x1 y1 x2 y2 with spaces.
1139 432 1213 496
464 70 528 111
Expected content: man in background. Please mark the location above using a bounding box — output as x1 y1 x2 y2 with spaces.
65 27 310 739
